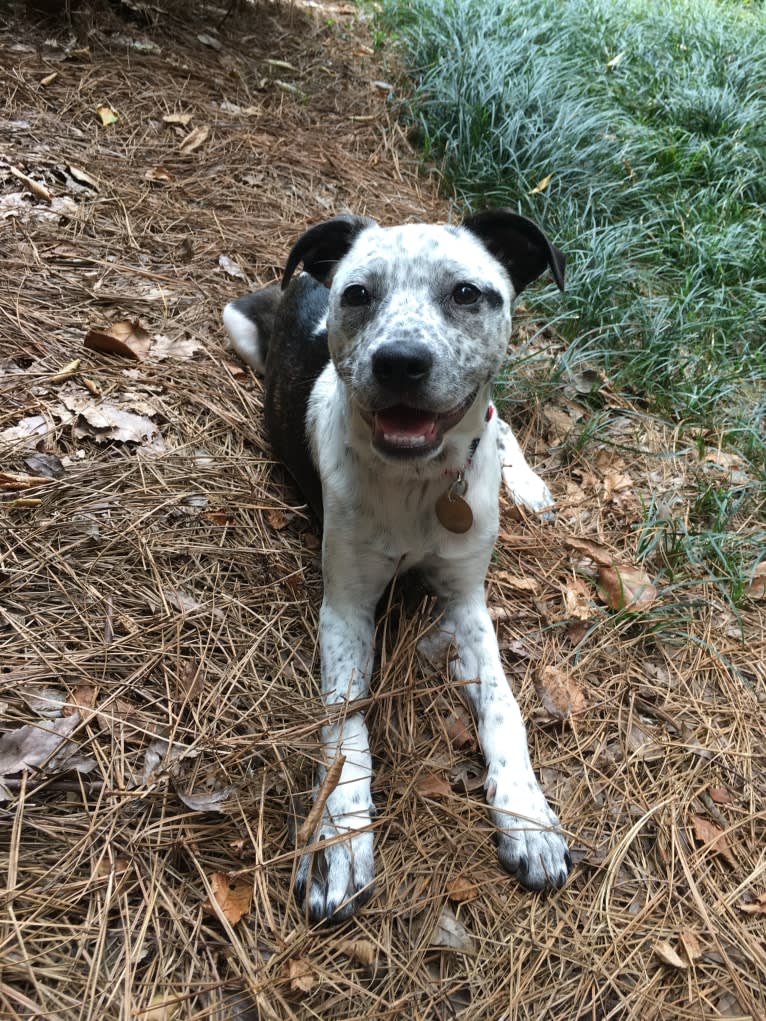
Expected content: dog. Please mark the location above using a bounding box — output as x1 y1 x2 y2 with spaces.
223 209 571 922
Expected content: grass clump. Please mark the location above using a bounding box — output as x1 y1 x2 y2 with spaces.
377 0 766 465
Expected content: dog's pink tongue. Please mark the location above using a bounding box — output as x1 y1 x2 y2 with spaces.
375 405 438 448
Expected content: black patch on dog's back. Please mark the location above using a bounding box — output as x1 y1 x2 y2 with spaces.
264 274 329 520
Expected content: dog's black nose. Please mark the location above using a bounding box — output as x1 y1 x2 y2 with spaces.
372 341 433 389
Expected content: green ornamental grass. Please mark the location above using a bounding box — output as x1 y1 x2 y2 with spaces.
378 0 766 463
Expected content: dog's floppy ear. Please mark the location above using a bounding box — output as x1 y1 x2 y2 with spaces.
462 208 565 295
282 214 376 289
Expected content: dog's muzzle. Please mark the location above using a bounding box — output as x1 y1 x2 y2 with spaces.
359 390 477 459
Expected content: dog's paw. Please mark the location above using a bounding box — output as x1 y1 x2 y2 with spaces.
496 817 571 890
490 786 570 890
295 828 374 923
502 465 555 519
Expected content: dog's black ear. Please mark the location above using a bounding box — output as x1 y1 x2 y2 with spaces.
282 214 376 289
462 208 565 295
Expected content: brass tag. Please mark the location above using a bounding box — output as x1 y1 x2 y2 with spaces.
435 477 473 534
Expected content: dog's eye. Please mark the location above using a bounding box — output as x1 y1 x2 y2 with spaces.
342 284 372 307
452 283 481 306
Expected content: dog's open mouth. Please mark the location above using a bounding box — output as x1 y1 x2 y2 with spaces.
361 392 477 458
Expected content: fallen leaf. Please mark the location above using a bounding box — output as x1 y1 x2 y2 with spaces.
95 853 131 878
738 892 766 915
96 103 118 126
445 708 476 752
163 111 193 126
708 786 735 806
285 958 316 993
679 929 703 963
429 905 476 954
203 872 252 925
563 577 594 620
149 333 203 361
534 665 586 721
197 32 222 50
495 569 540 593
145 165 175 184
266 508 292 531
414 772 452 798
141 736 200 785
0 414 49 447
337 939 376 966
175 784 232 813
63 682 98 718
179 124 210 154
0 714 95 775
175 659 204 699
654 940 687 969
446 875 478 903
67 165 99 191
744 562 766 601
529 173 553 195
218 254 248 281
141 995 179 1021
691 814 735 865
20 686 67 718
565 536 614 567
84 320 151 360
23 452 64 479
71 402 160 446
597 564 656 612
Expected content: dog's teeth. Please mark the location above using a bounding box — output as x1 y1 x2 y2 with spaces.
383 433 427 447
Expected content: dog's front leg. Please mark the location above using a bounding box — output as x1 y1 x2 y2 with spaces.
422 580 570 890
496 416 555 516
295 544 392 923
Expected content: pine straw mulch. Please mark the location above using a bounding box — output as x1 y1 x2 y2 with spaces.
1 2 765 1019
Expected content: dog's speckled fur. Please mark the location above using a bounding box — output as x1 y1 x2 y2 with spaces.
223 211 570 922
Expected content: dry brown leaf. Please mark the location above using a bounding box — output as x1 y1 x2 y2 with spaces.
446 875 479 903
286 958 316 993
708 786 735 806
565 536 614 567
63 682 98 718
534 665 586 721
679 929 703 963
562 577 593 620
163 111 193 126
149 333 203 360
744 562 766 601
71 402 160 446
141 996 180 1021
84 320 151 360
738 892 766 915
176 659 204 699
429 905 476 954
0 714 95 776
266 508 292 531
654 939 688 969
175 783 232 813
414 772 452 798
145 165 175 184
444 704 476 751
179 124 210 154
691 814 735 865
202 872 252 925
597 564 656 612
337 939 376 966
495 569 540 593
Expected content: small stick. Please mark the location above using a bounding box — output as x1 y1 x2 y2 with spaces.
296 754 345 846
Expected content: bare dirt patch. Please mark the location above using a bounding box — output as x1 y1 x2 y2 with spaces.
1 3 765 1019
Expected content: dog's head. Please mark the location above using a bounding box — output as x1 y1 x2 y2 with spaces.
282 210 564 462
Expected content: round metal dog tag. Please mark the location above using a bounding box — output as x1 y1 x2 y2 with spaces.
436 478 473 534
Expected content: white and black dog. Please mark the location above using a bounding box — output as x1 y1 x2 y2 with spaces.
223 209 571 922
